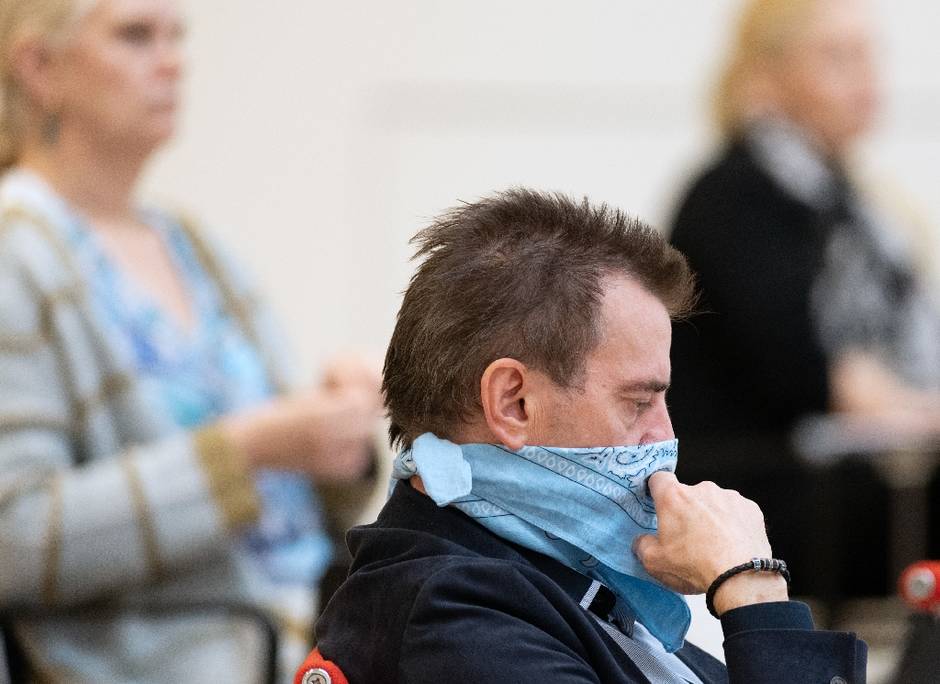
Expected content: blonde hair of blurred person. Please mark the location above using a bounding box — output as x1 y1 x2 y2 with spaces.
711 0 940 430
713 0 877 157
0 0 87 170
0 1 379 681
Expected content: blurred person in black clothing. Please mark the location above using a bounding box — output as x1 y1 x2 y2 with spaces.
668 0 940 600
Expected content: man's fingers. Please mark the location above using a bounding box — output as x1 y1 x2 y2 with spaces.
646 470 678 501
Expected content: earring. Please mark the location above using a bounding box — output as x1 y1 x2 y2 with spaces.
41 111 60 146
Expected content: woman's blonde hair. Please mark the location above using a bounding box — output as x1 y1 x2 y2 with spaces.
0 0 94 171
714 0 820 136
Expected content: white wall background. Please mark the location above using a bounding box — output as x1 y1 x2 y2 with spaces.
143 0 940 380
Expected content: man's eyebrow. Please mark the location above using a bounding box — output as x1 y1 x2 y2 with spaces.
618 380 670 393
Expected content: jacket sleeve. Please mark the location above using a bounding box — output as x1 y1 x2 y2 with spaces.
400 565 866 684
722 602 867 683
0 243 259 608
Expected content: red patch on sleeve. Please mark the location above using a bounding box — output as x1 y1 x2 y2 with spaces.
294 647 350 684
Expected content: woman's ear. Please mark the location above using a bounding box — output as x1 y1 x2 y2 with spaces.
479 358 530 451
9 35 63 112
739 60 787 121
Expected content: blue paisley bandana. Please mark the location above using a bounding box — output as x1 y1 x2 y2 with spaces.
392 432 691 652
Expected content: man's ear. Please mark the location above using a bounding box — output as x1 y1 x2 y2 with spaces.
479 358 530 451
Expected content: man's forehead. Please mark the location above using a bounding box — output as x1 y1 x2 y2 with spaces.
587 275 672 382
597 277 671 337
598 273 668 315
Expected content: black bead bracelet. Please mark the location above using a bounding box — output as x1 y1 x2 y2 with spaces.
705 557 791 619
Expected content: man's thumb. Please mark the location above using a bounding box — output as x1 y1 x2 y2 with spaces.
632 533 660 570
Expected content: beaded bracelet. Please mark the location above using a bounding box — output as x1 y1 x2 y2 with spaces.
705 557 791 619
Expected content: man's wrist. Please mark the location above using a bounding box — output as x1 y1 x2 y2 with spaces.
712 572 789 616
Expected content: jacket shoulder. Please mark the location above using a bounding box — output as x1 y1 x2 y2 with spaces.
319 553 616 684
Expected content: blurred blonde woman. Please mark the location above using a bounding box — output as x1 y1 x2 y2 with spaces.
666 0 940 598
0 0 380 681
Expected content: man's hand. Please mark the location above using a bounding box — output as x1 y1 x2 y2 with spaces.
633 472 789 616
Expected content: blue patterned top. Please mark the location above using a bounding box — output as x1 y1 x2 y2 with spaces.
65 212 332 585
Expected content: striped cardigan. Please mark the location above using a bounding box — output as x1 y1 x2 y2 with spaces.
0 171 361 682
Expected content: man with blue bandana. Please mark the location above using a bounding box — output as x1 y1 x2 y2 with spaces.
296 189 867 684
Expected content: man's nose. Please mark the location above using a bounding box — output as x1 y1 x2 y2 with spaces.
642 400 674 443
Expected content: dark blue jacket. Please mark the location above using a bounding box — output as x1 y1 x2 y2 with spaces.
310 481 867 683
